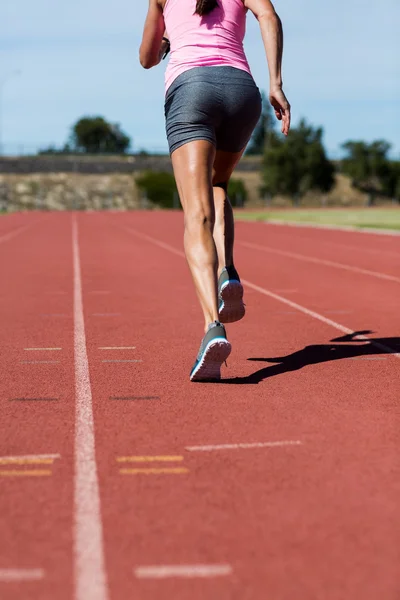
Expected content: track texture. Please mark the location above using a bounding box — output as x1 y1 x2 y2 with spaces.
0 211 399 600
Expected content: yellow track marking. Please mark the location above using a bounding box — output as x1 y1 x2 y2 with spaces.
99 347 136 350
0 458 54 465
117 456 184 463
120 468 189 475
0 470 52 477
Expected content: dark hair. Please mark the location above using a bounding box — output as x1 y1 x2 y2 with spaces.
195 0 219 16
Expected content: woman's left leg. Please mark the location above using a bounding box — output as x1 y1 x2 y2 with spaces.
171 139 220 331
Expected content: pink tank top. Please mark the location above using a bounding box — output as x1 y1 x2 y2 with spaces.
164 0 251 93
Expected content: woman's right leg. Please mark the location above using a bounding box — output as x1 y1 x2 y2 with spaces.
171 139 220 332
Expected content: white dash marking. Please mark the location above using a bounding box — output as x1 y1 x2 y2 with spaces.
72 216 109 600
20 360 60 364
134 564 232 579
186 441 302 452
349 356 388 361
0 453 60 462
0 568 45 582
98 347 136 350
24 348 62 351
89 291 111 295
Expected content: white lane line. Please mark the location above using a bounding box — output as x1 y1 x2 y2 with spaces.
121 226 185 258
72 216 109 600
120 227 400 360
20 360 60 364
24 347 62 351
0 568 45 582
239 241 400 283
241 278 400 359
0 218 44 245
349 356 388 361
99 347 136 350
0 453 60 462
259 219 400 237
134 564 232 579
186 441 302 452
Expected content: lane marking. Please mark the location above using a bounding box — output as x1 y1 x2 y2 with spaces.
120 468 189 475
0 470 52 477
101 360 141 364
0 219 44 245
0 458 54 465
349 356 388 361
9 397 59 402
119 227 400 359
88 291 111 295
186 441 302 452
134 564 232 579
24 348 62 351
109 396 160 401
117 456 184 463
0 453 60 462
239 241 400 283
99 347 136 350
262 219 400 237
0 568 45 582
72 216 109 600
20 360 60 364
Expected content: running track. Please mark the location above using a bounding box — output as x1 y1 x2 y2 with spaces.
0 211 399 600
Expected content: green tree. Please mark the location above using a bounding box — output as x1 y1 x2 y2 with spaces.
262 119 334 205
247 92 277 155
341 140 393 205
228 178 247 207
70 116 130 154
135 171 178 209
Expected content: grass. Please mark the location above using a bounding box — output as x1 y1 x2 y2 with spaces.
235 208 400 231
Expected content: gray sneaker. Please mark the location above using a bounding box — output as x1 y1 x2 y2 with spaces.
190 321 231 382
218 266 245 323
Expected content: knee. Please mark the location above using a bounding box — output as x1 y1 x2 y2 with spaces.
185 207 215 232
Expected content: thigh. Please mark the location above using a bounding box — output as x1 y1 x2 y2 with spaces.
212 149 245 186
171 140 216 217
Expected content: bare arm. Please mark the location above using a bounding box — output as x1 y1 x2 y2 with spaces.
139 0 168 69
244 0 291 135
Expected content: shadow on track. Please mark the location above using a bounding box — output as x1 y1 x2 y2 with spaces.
222 331 400 385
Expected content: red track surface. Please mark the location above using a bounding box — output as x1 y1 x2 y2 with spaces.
0 211 399 600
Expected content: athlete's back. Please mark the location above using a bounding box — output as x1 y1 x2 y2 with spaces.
164 0 251 91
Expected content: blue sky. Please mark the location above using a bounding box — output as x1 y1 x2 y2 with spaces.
1 0 399 156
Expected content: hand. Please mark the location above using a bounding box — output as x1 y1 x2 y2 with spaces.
269 87 291 136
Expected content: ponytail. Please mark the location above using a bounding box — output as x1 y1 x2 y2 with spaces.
195 0 219 16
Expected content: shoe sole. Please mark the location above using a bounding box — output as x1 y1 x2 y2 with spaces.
190 338 232 382
219 281 245 324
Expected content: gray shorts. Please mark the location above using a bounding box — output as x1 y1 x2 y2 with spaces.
164 66 262 155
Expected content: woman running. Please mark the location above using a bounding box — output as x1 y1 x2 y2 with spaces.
140 0 290 382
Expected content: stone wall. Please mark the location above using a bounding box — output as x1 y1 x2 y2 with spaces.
0 173 142 212
0 155 371 211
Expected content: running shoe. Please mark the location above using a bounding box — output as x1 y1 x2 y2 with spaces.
190 321 231 382
218 266 245 323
